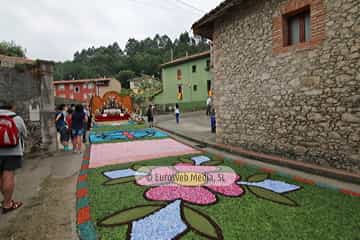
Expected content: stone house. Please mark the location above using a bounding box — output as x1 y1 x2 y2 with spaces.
192 0 360 173
0 55 56 153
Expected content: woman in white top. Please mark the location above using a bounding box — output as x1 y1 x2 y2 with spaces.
175 103 180 124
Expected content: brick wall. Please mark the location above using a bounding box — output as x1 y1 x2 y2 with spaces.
212 0 360 173
272 0 326 54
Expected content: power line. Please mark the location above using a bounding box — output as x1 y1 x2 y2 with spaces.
172 0 205 14
131 0 176 12
130 0 202 15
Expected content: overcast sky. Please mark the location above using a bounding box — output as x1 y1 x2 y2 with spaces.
0 0 222 62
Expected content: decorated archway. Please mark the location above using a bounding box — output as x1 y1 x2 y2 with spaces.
90 91 133 121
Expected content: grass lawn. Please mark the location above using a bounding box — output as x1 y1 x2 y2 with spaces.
88 154 360 240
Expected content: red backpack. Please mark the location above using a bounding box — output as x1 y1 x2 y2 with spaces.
0 115 19 148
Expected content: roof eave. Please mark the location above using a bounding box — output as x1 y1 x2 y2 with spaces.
192 0 242 39
160 51 210 68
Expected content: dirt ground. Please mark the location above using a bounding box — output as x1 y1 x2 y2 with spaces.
0 174 78 240
0 149 82 240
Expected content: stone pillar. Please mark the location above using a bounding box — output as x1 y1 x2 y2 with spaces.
38 61 57 152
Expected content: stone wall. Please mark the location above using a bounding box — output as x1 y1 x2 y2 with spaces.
212 0 360 173
0 61 57 153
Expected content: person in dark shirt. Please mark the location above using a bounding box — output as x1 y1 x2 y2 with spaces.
146 105 154 128
71 105 88 154
55 104 69 151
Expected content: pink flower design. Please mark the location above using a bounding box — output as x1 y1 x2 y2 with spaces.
137 163 244 205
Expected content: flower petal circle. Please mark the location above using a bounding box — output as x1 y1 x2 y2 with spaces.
145 185 217 205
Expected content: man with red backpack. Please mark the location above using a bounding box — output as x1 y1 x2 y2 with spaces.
0 101 27 214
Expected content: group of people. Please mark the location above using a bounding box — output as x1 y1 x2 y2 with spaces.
146 103 181 127
55 104 91 153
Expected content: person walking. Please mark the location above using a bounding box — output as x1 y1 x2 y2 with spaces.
71 105 88 154
175 103 180 124
66 108 74 149
146 105 154 128
206 96 212 116
0 101 27 214
82 105 90 143
210 108 216 133
55 104 70 151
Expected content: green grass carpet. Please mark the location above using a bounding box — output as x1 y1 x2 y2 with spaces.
88 155 360 240
91 124 146 133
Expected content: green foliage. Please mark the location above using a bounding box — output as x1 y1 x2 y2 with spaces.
54 32 210 85
116 70 136 89
119 88 133 97
0 40 26 57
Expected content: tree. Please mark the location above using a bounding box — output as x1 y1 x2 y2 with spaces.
116 70 136 89
0 41 26 57
53 32 210 84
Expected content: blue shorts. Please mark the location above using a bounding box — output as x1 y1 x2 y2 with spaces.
60 127 70 142
72 129 85 137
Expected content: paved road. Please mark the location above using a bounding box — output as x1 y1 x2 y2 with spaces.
0 150 82 239
156 111 360 192
156 110 216 144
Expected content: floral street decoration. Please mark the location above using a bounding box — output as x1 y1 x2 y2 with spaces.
98 156 302 240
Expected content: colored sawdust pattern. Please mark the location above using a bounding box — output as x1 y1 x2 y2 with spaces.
89 129 168 144
89 139 200 168
87 155 360 240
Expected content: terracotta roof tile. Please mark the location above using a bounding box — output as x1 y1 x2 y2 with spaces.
160 51 210 68
0 54 35 65
53 77 114 85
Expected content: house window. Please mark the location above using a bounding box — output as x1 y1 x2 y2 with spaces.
205 60 210 71
177 69 182 80
74 86 80 93
58 84 65 90
193 85 197 92
88 83 94 89
192 65 197 73
207 80 212 96
286 8 311 45
273 0 325 55
177 85 183 100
